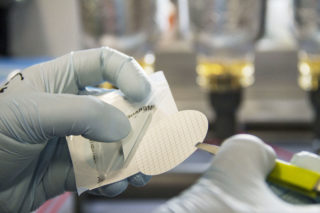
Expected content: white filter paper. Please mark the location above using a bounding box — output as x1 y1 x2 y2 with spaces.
67 72 208 193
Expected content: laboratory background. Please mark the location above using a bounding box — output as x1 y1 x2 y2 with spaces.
1 0 320 212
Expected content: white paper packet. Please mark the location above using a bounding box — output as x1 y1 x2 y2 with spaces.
67 71 208 194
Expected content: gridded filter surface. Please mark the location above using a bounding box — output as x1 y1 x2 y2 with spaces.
136 110 208 175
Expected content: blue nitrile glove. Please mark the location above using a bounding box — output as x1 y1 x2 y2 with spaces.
0 47 152 213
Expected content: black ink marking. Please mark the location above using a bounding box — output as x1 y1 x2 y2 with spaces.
90 141 105 184
0 87 7 93
9 72 24 81
127 105 155 119
90 141 97 164
17 73 24 80
97 176 105 183
0 72 24 94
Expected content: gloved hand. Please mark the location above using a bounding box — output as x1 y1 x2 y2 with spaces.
0 47 152 213
154 134 320 213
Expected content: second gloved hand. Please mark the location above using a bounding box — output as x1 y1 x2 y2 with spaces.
0 47 151 213
154 134 320 213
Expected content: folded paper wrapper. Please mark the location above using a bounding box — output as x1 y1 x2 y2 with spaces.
67 72 209 194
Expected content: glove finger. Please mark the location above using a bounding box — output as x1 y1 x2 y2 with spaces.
78 86 115 96
290 151 320 173
33 137 77 206
128 172 152 187
88 180 128 197
87 173 151 197
205 134 276 181
36 93 130 142
24 47 151 102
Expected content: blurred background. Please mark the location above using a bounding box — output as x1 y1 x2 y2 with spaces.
1 0 320 212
